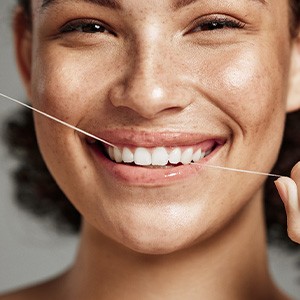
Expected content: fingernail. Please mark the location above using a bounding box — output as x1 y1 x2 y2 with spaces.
275 178 288 203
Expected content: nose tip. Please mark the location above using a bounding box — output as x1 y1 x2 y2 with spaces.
110 77 192 120
151 87 164 99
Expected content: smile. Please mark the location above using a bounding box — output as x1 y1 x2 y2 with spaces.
104 142 217 167
86 131 226 185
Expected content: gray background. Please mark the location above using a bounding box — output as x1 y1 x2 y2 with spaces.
0 1 300 299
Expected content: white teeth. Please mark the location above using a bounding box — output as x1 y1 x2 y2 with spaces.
113 147 123 163
181 147 194 165
200 151 206 159
122 147 134 163
192 148 202 162
107 145 213 166
134 147 152 166
108 147 115 161
169 148 181 164
152 147 169 166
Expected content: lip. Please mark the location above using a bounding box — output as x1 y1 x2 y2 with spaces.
88 129 226 147
85 130 226 186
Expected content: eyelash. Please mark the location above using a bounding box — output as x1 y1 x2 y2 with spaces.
59 17 245 36
60 20 116 36
191 17 245 33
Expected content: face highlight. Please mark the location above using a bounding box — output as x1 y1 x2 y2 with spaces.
20 0 293 254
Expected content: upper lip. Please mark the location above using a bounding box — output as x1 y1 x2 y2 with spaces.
85 129 227 147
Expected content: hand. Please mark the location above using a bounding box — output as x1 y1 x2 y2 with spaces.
275 162 300 243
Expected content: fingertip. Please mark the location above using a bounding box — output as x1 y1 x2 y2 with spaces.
291 161 300 179
275 177 288 203
275 176 298 210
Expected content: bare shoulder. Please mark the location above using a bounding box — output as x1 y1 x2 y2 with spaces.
272 287 293 300
0 287 36 300
0 286 44 300
0 274 66 300
0 283 52 300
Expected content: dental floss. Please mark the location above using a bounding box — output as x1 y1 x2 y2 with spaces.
0 92 116 148
190 163 281 178
0 91 282 178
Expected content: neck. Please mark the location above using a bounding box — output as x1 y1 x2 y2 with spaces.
58 191 281 300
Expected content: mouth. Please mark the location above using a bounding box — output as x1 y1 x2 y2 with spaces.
85 131 226 185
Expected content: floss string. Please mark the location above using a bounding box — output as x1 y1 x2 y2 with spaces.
190 163 280 178
0 92 116 147
0 91 281 178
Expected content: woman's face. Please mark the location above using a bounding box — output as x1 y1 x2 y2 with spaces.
22 0 293 253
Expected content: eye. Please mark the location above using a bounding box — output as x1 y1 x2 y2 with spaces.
60 19 116 36
191 17 245 33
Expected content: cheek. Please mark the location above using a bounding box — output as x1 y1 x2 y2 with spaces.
221 54 262 96
217 49 289 170
201 48 289 140
32 58 91 120
30 46 117 124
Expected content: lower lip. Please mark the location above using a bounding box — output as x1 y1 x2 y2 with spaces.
88 144 222 186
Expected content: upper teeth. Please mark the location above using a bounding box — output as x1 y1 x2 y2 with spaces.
106 146 211 166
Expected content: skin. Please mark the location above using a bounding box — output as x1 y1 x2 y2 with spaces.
1 0 300 299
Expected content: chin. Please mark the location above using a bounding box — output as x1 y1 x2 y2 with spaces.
119 231 196 255
104 207 206 255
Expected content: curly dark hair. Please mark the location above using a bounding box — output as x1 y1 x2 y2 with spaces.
4 0 300 245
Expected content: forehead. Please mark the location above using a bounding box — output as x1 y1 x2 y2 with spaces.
37 0 268 11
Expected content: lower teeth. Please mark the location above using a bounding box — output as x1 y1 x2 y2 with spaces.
117 162 180 168
138 164 177 169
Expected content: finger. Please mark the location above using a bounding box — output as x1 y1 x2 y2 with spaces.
275 176 298 210
275 176 300 243
291 161 300 200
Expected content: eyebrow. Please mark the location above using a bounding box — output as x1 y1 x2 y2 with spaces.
41 0 267 11
172 0 267 10
41 0 121 10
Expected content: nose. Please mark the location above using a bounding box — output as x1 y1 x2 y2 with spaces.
109 37 193 119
